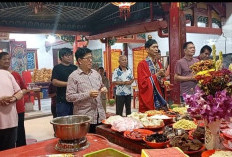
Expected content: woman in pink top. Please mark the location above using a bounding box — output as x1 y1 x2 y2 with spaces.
0 69 23 151
0 52 28 147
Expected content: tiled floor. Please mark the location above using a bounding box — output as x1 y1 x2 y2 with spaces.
24 97 139 142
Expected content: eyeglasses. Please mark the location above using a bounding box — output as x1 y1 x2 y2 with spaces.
82 56 93 61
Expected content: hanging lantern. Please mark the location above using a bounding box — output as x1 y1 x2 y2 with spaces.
111 2 136 21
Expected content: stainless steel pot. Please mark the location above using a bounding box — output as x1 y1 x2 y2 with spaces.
50 115 91 140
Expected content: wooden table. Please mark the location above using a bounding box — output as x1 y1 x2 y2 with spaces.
96 125 204 157
96 124 151 154
0 134 140 157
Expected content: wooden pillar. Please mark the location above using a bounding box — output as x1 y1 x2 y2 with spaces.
106 38 113 99
169 2 186 104
123 43 128 56
193 6 198 27
150 2 154 21
73 35 82 54
207 5 212 28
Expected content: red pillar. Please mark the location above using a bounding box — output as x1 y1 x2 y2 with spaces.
73 35 81 54
123 43 128 56
106 38 113 99
169 2 186 104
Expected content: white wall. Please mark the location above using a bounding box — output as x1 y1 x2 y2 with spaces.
186 33 221 56
9 34 73 69
9 34 54 69
222 2 232 54
87 39 104 50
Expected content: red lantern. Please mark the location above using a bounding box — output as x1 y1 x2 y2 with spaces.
111 2 136 21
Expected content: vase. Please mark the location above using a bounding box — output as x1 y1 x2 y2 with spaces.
204 119 222 150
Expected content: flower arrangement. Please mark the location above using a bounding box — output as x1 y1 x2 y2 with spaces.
183 45 232 123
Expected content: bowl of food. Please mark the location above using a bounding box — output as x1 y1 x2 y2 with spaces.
143 133 170 148
123 129 154 141
50 115 91 140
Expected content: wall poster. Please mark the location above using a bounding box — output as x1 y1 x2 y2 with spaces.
92 49 103 70
9 41 27 74
26 49 38 71
104 49 122 73
133 47 147 79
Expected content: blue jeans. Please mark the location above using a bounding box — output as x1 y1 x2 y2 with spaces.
56 102 73 117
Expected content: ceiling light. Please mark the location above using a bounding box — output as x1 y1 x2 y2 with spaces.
111 2 136 21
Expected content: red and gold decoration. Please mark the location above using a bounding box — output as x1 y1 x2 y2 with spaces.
111 2 136 21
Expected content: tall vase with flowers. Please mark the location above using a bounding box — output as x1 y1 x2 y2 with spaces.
183 45 232 150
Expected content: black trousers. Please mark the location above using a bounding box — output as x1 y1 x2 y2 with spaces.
16 112 26 147
89 123 102 134
0 127 17 151
116 95 131 116
88 113 102 134
51 105 57 118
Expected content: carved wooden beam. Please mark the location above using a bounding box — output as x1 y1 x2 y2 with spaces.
115 38 145 43
0 26 90 35
186 26 222 35
208 3 226 17
158 28 168 38
87 20 167 40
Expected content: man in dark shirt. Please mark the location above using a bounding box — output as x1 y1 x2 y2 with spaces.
51 48 77 117
48 83 57 118
197 45 212 60
174 42 198 102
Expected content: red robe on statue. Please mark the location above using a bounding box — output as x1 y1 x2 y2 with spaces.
137 60 164 113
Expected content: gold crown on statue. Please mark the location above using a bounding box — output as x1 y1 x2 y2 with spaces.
148 35 152 40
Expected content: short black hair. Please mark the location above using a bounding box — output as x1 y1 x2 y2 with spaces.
0 52 9 59
158 49 161 53
58 48 72 60
145 39 158 48
200 45 212 54
183 41 194 49
75 47 92 61
98 67 104 70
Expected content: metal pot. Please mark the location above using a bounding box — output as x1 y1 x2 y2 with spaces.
50 115 91 140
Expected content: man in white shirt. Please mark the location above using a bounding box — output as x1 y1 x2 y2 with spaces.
112 55 134 116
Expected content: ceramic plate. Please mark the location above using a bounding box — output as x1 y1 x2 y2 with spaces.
123 129 154 141
167 144 205 155
222 139 232 151
143 123 165 131
201 150 215 157
101 120 111 126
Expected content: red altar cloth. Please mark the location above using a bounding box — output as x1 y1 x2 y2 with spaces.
0 134 140 157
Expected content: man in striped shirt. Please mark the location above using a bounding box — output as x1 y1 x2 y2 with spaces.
66 47 107 133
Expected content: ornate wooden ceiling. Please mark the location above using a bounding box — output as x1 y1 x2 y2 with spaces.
0 2 226 38
0 2 165 36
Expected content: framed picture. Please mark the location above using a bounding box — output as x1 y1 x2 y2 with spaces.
10 41 27 74
26 48 38 71
92 49 103 70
